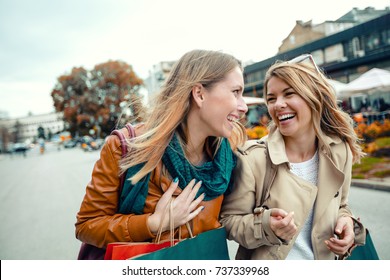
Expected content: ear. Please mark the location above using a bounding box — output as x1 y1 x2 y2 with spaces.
191 83 204 107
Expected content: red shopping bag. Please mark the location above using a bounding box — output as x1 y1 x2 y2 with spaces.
104 240 178 260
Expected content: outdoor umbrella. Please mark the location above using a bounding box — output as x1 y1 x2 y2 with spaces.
339 68 390 98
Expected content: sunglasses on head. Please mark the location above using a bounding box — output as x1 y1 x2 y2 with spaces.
287 54 321 73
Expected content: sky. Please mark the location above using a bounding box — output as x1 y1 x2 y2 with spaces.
1 0 389 118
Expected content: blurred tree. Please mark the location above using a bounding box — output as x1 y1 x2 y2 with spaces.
51 61 145 138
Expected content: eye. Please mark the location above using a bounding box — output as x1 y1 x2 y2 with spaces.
233 89 240 96
266 95 276 103
285 91 295 97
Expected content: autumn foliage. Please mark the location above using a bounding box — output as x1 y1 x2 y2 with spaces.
354 119 390 139
246 117 390 156
246 125 269 139
51 60 144 137
354 119 390 155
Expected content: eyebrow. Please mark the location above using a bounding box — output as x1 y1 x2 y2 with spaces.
233 85 244 91
267 86 293 96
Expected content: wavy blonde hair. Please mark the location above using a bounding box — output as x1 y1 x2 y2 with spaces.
120 50 247 183
263 60 364 163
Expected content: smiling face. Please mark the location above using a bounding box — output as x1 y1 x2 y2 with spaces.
198 66 248 138
266 76 314 140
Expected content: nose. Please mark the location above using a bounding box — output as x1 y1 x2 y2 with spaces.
238 97 248 114
274 97 286 110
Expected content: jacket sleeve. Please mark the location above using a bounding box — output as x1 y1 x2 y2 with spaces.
75 130 155 248
336 143 366 256
220 149 284 249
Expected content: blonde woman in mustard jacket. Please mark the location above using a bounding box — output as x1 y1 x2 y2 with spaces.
76 50 248 257
220 54 366 260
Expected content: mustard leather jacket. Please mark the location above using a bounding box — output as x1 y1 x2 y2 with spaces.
75 126 223 248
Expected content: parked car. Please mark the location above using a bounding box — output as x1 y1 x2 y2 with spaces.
64 139 77 148
12 143 29 153
50 135 62 144
80 136 104 151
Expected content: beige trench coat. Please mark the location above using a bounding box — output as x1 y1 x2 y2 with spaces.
220 130 365 260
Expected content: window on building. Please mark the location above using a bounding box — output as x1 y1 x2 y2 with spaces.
344 37 364 59
364 32 381 51
312 50 324 65
324 43 344 63
289 35 295 45
380 28 390 47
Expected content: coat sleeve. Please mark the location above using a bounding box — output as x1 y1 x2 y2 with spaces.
220 149 284 249
336 143 366 253
75 130 155 248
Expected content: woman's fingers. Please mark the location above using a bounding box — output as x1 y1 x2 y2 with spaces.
186 205 205 223
270 208 288 219
171 178 205 226
178 179 198 201
270 211 297 241
325 238 346 255
283 223 298 240
186 180 203 205
151 178 205 233
165 177 180 197
174 179 202 205
155 178 179 213
189 192 205 213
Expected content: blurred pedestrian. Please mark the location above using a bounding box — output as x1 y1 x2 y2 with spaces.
38 138 45 155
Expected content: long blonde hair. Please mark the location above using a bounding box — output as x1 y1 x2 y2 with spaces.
263 61 364 163
120 50 247 183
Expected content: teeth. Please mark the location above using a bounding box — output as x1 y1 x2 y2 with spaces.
227 116 238 122
278 114 295 121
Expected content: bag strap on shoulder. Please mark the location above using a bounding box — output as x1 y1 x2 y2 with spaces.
110 123 136 192
260 140 277 205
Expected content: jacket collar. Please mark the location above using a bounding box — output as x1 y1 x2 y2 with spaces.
266 129 342 166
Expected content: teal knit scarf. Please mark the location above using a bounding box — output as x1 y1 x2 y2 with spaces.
118 134 236 214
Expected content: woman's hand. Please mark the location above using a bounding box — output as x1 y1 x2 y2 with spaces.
269 208 297 241
147 179 205 234
325 216 355 256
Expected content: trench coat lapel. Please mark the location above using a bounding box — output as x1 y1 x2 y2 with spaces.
314 149 345 222
267 130 346 223
267 131 289 165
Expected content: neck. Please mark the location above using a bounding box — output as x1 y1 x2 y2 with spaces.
284 136 317 163
185 107 209 166
185 133 208 166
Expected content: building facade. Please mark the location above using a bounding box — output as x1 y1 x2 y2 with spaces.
244 8 390 96
0 112 65 150
144 61 176 100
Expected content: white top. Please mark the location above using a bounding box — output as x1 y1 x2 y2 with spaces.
286 150 319 260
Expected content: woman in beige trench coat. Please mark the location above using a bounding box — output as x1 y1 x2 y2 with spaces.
220 54 366 260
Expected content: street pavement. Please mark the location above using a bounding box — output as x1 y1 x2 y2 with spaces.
0 144 97 260
0 143 389 260
351 178 390 192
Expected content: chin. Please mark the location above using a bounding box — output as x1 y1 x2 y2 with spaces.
222 127 233 139
211 129 230 139
280 129 298 138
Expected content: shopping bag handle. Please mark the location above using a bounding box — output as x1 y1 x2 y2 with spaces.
155 198 193 246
